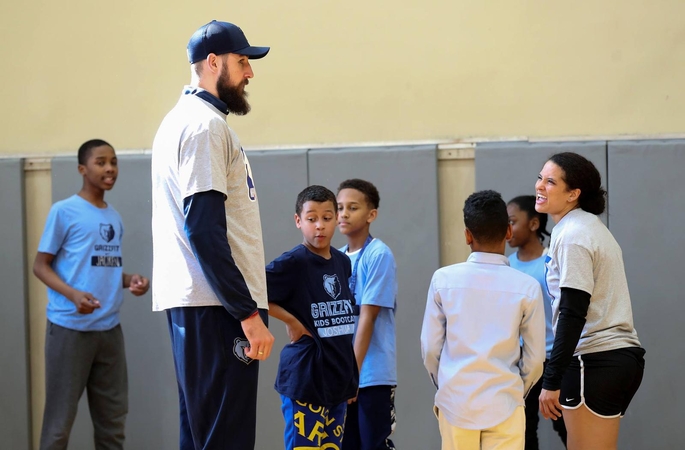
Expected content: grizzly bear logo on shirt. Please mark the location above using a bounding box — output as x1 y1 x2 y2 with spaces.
323 274 341 300
99 224 115 243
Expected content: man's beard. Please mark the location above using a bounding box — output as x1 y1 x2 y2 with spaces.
216 63 251 116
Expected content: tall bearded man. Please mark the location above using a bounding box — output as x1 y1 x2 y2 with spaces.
151 20 274 450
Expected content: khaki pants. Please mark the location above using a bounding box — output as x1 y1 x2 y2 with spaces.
438 406 525 450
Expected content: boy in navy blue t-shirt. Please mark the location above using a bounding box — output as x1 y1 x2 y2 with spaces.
266 185 359 450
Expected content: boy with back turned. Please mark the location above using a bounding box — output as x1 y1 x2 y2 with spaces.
421 190 545 450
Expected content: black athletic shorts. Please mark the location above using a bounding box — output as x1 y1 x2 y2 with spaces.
559 346 646 418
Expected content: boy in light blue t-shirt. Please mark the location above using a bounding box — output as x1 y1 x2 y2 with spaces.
33 139 149 450
337 179 398 450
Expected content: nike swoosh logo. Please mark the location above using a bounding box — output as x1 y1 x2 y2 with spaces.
566 398 575 402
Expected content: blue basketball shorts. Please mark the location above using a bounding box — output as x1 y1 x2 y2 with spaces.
281 395 347 450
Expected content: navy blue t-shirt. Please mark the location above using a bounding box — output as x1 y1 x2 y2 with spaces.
266 244 359 407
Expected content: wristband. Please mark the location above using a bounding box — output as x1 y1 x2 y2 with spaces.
243 310 259 321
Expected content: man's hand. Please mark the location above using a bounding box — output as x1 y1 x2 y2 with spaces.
241 313 275 361
71 291 101 314
128 274 150 296
539 388 564 420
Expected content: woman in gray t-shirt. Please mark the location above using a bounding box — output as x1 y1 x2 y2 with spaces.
534 152 645 450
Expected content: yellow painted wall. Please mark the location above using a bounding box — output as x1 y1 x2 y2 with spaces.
438 153 475 266
2 1 685 155
24 167 52 448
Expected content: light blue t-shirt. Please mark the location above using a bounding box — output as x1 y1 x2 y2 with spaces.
341 238 397 387
509 250 554 357
38 195 125 331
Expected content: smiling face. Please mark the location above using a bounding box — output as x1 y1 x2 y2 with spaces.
336 188 377 238
295 200 338 258
534 160 580 223
78 144 118 192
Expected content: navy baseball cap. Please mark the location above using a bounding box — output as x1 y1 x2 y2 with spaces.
187 20 270 64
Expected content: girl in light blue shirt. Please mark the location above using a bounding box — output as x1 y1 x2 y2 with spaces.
507 195 567 450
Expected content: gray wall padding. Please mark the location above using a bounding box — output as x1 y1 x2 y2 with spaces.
0 159 31 450
50 156 178 450
308 145 442 450
475 141 607 450
608 141 685 448
46 146 442 449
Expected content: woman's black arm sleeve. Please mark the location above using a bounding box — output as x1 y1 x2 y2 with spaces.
542 287 591 390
